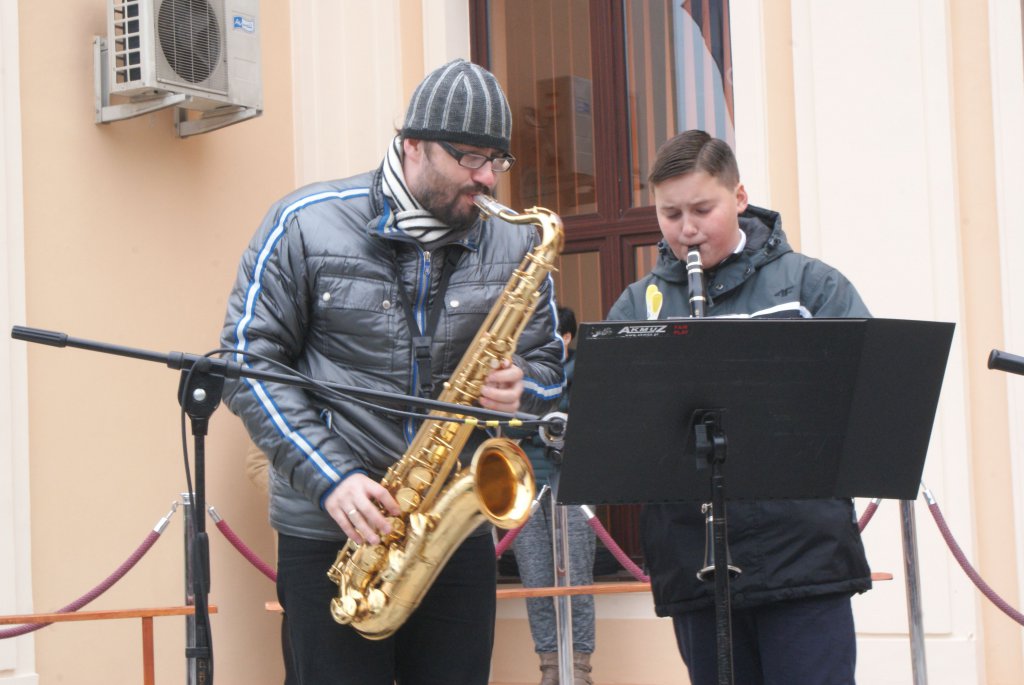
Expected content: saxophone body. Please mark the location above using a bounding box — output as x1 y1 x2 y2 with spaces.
327 195 564 639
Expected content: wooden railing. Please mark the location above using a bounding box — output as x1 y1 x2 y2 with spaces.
265 572 892 610
0 605 218 685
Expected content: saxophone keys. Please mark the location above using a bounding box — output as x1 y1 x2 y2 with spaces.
329 597 353 624
381 547 407 582
408 512 434 535
406 466 433 491
326 553 346 583
366 588 387 615
384 516 405 540
334 591 364 622
395 487 421 513
356 543 384 569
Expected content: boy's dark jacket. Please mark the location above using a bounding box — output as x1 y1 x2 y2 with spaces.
608 204 873 615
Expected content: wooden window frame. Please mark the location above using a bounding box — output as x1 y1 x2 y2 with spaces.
470 0 663 316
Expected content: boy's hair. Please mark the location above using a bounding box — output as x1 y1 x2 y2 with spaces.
557 306 577 338
648 130 740 188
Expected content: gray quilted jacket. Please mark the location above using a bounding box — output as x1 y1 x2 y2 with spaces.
221 169 564 540
609 204 873 615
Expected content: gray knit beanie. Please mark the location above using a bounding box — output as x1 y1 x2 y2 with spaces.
401 59 512 153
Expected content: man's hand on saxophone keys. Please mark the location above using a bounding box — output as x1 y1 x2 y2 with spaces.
478 358 524 413
324 474 401 545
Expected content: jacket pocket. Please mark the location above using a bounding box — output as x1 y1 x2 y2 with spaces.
438 280 505 374
313 273 397 371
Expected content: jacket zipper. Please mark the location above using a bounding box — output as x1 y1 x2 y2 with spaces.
414 250 431 333
405 249 431 443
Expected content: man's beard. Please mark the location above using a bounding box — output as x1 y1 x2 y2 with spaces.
413 160 492 232
418 183 491 232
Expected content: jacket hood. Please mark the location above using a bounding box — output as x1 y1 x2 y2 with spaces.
650 204 791 284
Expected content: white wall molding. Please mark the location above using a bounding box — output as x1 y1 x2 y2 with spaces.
289 0 472 189
421 0 470 69
0 0 37 681
789 1 980 682
987 0 1024 657
729 0 771 206
290 1 410 186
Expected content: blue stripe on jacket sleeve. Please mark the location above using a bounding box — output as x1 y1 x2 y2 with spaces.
230 188 370 487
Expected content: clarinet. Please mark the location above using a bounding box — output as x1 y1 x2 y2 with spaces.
686 246 706 318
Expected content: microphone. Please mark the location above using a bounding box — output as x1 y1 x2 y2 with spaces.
989 349 1024 377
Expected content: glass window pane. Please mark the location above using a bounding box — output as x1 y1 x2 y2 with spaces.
487 0 597 217
625 0 735 208
633 243 659 279
552 251 602 322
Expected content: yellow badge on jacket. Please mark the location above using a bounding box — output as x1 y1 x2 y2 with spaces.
645 284 663 320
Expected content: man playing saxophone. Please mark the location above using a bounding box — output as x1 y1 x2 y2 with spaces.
220 59 564 685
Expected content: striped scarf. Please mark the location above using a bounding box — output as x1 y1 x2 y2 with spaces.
380 136 456 247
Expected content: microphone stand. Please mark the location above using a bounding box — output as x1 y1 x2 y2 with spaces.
11 326 552 425
178 360 220 684
10 325 562 683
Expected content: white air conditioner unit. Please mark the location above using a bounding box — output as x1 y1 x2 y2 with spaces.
94 0 262 136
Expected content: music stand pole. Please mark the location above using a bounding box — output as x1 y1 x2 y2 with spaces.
693 410 734 685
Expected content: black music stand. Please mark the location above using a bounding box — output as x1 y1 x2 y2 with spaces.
556 317 954 685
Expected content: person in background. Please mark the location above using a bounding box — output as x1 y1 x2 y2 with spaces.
607 129 872 685
220 59 564 685
511 306 597 685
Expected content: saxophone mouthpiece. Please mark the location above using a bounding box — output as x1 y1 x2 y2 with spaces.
474 194 514 217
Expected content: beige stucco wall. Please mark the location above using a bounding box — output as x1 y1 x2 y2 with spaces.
949 1 1022 682
4 1 1024 684
11 1 296 682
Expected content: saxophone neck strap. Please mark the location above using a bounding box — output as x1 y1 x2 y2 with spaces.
394 248 462 397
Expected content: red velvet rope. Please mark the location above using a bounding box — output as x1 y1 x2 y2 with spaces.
209 491 1024 628
926 497 1024 626
858 499 881 532
0 529 162 639
494 525 524 558
586 515 650 582
212 517 278 583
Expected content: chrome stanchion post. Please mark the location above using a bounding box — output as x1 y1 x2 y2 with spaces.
900 498 928 685
538 413 574 684
551 494 574 685
181 492 197 685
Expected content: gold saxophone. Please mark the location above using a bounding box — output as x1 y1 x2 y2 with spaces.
327 195 565 639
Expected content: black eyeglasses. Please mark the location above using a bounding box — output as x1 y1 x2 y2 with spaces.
436 140 516 173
